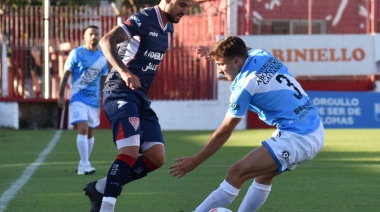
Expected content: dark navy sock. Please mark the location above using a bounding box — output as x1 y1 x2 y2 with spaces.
124 155 158 185
104 154 136 198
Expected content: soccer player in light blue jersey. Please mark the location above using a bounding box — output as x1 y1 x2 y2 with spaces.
58 25 108 176
169 36 325 211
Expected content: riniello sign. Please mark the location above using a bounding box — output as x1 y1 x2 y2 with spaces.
238 34 380 76
272 48 365 62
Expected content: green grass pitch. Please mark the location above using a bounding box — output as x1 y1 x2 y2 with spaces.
0 128 379 211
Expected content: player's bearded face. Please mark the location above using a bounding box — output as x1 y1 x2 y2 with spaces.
166 0 192 23
84 28 99 47
90 39 99 47
166 12 180 23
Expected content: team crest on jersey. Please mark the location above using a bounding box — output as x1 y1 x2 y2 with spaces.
129 117 140 131
78 50 85 56
125 20 133 27
281 150 290 159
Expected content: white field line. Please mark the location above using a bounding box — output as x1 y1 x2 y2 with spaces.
0 130 62 212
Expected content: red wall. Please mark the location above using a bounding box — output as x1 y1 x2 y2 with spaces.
239 0 378 35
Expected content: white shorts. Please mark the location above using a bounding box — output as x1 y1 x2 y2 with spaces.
116 134 164 151
69 101 100 128
263 122 324 172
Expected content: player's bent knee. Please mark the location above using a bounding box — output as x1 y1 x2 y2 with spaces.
255 175 275 185
227 162 254 183
149 155 165 168
225 166 246 188
157 155 166 166
226 164 243 180
142 142 165 167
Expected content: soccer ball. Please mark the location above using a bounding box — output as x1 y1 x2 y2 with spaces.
209 208 233 212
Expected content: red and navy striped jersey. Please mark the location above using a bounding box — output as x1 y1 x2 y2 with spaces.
104 6 174 96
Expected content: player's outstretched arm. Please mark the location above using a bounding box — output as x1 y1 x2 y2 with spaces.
168 156 198 178
57 70 71 109
169 116 242 178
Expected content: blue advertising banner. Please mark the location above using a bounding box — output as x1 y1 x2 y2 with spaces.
308 91 380 128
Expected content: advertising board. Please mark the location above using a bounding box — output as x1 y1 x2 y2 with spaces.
239 34 379 76
308 91 380 128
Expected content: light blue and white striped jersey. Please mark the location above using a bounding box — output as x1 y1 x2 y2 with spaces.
227 49 320 134
64 46 108 108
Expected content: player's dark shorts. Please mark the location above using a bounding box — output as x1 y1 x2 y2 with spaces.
103 90 164 146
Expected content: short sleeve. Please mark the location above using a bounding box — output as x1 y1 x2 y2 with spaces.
120 12 150 37
226 86 251 118
64 49 76 72
101 61 108 76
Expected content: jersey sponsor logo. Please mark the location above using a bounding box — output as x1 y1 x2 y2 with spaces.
129 15 141 27
294 99 313 115
129 117 140 131
142 62 159 72
80 90 96 97
149 31 158 37
80 68 100 87
229 102 240 110
144 50 164 60
294 99 315 119
256 57 282 85
80 81 97 86
82 68 99 80
117 100 128 109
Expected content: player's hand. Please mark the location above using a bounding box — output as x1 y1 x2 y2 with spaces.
120 70 141 90
57 96 66 109
169 156 198 178
196 45 212 60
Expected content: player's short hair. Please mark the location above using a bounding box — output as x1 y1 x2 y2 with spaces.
209 36 248 61
83 25 99 35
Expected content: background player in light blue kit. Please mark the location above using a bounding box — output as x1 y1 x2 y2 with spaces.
169 36 325 211
82 1 193 212
58 25 108 175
